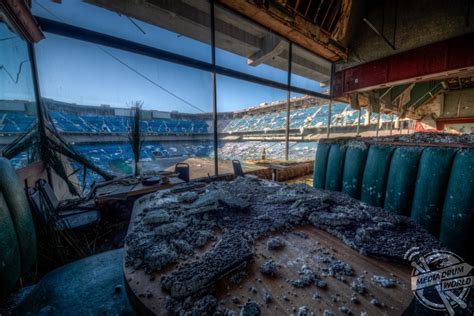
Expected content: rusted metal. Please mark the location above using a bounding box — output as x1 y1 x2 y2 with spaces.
217 0 347 61
0 0 44 43
333 33 474 97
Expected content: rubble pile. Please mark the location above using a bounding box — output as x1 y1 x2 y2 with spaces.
125 176 440 314
370 132 474 145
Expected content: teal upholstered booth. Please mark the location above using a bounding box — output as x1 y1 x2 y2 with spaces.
313 139 474 264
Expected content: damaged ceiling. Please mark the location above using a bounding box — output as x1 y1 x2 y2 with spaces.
216 0 351 62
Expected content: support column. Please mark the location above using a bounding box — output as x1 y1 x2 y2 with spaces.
376 111 381 136
390 114 394 135
326 64 335 139
326 100 332 138
364 110 371 126
356 110 361 136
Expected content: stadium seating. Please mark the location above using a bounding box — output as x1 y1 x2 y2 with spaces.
222 103 394 133
0 111 36 133
49 111 209 134
1 103 394 136
2 102 398 193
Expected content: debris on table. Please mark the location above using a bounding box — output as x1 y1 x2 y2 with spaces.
371 275 396 288
259 260 277 277
125 177 439 314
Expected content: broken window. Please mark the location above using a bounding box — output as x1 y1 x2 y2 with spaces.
0 21 38 169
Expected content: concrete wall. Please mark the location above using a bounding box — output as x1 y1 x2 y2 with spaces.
339 0 474 70
443 88 474 118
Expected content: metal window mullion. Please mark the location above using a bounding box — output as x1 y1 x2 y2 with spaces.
285 42 292 161
28 42 54 185
326 63 335 138
211 0 218 176
27 44 47 150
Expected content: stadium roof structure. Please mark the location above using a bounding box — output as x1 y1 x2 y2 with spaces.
86 0 333 84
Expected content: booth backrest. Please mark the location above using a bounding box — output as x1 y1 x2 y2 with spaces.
0 157 37 297
313 141 474 263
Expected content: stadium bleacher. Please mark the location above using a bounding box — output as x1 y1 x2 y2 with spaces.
49 111 209 134
2 100 400 191
221 103 394 133
0 111 36 132
1 102 394 135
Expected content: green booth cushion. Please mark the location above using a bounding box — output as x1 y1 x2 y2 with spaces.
313 139 474 263
384 147 423 216
342 144 368 199
0 157 37 274
361 145 394 207
313 143 331 189
411 147 456 236
439 149 474 263
325 144 347 191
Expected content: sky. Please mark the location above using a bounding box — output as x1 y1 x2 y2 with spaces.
1 0 327 113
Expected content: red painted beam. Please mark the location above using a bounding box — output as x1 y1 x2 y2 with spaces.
333 32 474 98
436 117 474 131
0 0 44 43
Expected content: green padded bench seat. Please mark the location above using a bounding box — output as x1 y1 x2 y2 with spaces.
313 140 473 263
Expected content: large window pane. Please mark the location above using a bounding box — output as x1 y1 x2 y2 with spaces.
215 5 289 84
217 75 288 173
32 0 212 62
288 95 328 160
35 33 213 188
0 22 37 168
291 44 331 93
